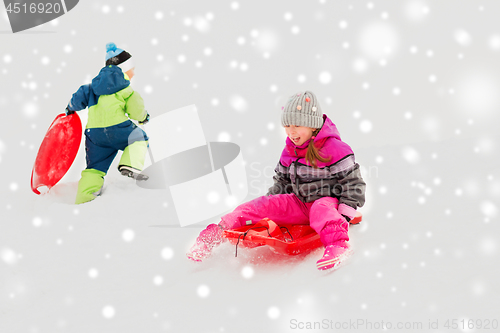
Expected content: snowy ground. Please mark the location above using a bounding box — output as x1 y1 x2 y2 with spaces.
2 137 499 333
1 1 500 332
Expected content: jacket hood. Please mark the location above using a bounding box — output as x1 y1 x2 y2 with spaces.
91 65 130 96
282 114 353 167
285 114 341 149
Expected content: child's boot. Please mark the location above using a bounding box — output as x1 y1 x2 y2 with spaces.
118 140 149 181
75 169 106 204
316 222 350 271
119 166 149 181
316 242 351 270
187 223 227 261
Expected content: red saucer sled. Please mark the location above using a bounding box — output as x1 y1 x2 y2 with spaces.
31 113 82 194
223 212 362 256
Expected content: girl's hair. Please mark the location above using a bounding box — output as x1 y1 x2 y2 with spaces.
305 129 331 168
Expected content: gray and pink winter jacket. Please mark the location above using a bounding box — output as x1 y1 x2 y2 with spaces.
267 115 366 221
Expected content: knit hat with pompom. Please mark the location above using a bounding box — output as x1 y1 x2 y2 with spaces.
104 42 134 72
281 91 323 128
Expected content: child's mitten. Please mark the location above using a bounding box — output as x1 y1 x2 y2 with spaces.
65 107 75 116
139 113 150 125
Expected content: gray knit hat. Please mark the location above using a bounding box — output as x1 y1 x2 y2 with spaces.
281 91 323 128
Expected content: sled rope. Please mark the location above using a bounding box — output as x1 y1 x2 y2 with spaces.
279 226 294 242
234 225 294 257
235 225 272 257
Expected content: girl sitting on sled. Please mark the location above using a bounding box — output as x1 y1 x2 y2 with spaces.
187 91 366 271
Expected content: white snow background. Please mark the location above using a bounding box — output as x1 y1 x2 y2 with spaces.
1 0 499 332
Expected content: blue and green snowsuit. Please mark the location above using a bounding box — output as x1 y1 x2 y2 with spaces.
67 65 149 204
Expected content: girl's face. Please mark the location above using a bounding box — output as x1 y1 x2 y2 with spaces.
285 125 315 146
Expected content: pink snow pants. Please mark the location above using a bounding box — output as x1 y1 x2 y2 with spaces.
221 194 349 246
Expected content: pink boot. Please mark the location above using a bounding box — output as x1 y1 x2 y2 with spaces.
187 223 225 262
316 242 351 271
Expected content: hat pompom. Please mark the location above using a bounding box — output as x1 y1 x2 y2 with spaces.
106 42 117 52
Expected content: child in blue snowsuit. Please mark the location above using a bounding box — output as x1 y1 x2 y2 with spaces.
66 43 150 204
